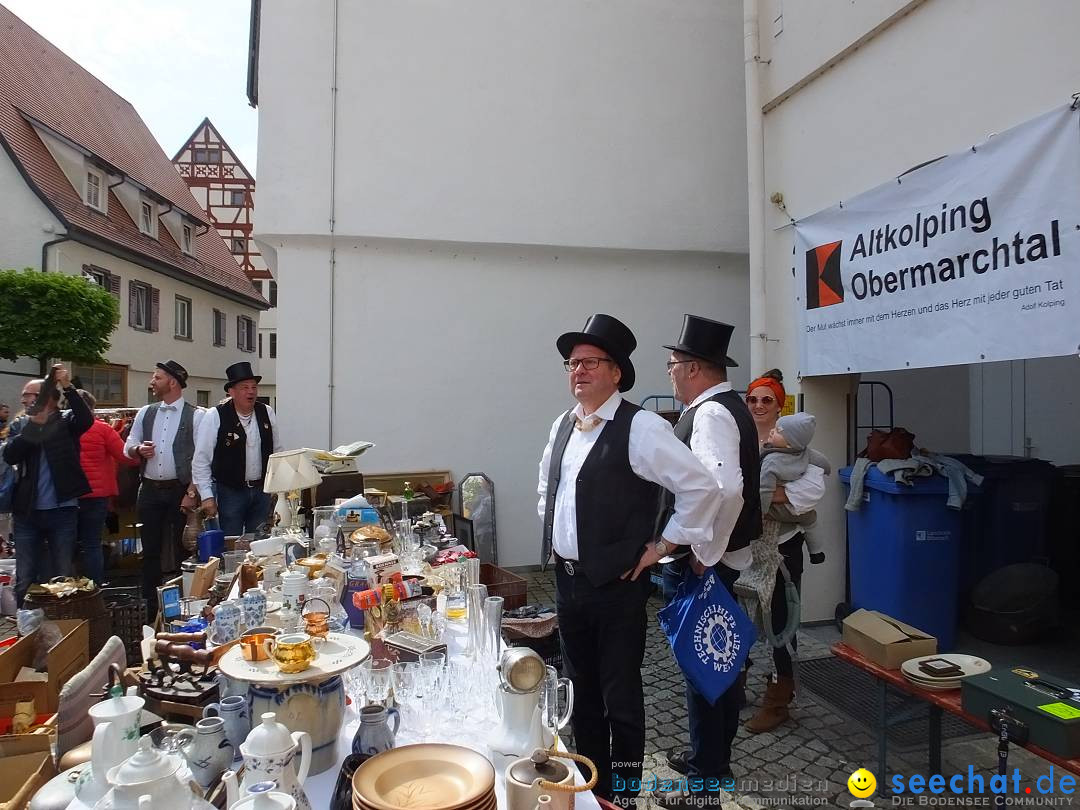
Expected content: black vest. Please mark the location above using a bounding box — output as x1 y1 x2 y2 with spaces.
665 388 762 553
211 401 273 488
541 399 663 586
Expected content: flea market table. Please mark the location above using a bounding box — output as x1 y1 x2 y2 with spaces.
831 642 1080 779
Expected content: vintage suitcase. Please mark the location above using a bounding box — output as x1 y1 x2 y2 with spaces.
962 667 1080 757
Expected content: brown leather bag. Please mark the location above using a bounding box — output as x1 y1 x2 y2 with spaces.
862 427 916 462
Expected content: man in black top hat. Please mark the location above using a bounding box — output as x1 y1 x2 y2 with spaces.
537 314 721 807
654 315 762 808
192 362 282 537
124 360 202 618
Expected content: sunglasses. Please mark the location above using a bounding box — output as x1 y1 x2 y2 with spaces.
745 395 776 406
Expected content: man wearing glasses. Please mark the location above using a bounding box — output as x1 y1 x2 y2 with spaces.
654 315 762 809
538 313 720 807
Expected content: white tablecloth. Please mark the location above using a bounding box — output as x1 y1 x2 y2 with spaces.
302 622 600 810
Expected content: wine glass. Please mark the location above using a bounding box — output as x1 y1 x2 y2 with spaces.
360 658 393 706
391 661 419 729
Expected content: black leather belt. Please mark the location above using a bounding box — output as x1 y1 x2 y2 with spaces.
554 554 585 577
141 478 182 488
244 479 262 488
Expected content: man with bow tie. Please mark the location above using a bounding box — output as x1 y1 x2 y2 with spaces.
124 360 202 619
537 314 721 807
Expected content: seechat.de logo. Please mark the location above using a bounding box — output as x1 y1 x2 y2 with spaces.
806 240 845 310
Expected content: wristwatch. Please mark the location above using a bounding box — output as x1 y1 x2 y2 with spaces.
653 538 675 556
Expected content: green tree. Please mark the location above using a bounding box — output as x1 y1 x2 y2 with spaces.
0 268 119 375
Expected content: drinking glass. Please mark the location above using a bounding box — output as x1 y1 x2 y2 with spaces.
418 658 448 740
360 658 393 706
465 584 488 659
391 661 419 725
221 549 247 574
482 596 504 661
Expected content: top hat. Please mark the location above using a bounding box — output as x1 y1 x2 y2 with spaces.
663 314 739 368
556 313 637 392
156 359 189 389
223 361 262 392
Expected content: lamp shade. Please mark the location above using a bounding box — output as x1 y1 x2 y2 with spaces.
263 449 323 494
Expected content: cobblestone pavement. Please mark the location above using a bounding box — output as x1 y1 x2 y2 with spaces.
521 570 1076 810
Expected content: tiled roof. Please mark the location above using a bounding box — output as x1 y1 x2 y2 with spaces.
0 6 267 308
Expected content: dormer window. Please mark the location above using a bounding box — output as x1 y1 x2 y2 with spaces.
139 199 156 237
182 223 194 255
85 168 105 211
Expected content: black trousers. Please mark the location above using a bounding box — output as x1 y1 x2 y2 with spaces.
772 533 805 677
556 561 652 805
136 480 186 620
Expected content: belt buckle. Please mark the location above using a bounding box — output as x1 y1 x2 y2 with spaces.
562 560 575 577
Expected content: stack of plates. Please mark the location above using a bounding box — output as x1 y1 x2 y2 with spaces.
900 653 991 691
353 744 497 810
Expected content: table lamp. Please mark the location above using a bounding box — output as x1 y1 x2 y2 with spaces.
263 449 323 534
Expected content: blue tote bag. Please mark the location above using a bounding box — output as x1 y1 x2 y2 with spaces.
657 566 757 705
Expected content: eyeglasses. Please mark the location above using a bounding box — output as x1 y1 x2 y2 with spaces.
745 395 776 406
563 357 613 372
665 360 695 372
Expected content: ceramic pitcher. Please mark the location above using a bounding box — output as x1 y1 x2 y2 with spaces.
182 716 235 789
204 695 250 762
350 705 400 757
76 695 145 805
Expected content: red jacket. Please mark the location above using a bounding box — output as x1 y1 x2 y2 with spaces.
79 418 138 499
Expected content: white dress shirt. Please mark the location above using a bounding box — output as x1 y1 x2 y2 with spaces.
537 391 721 562
123 397 202 482
191 404 283 500
680 382 748 568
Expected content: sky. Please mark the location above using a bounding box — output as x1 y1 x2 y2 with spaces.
4 0 259 173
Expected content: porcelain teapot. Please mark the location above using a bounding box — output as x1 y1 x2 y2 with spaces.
94 736 199 810
228 781 297 810
223 713 312 810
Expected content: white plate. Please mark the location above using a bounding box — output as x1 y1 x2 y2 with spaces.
901 654 991 683
218 631 370 685
265 600 283 613
902 674 960 691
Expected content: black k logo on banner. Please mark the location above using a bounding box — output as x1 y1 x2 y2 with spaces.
806 240 845 309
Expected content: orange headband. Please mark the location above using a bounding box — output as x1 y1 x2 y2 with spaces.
747 376 785 405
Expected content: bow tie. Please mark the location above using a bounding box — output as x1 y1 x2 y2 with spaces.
160 404 177 412
574 415 602 432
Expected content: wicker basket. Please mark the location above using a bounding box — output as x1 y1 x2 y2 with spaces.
102 586 147 666
23 583 110 658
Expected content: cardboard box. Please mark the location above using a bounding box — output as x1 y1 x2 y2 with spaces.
842 609 937 669
0 733 56 810
0 619 89 712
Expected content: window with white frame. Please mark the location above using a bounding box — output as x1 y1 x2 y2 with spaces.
175 296 192 340
139 200 156 236
237 315 256 352
85 168 104 211
269 281 278 307
129 280 155 331
269 331 277 359
182 223 193 254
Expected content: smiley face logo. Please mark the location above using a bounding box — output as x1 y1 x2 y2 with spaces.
848 768 877 798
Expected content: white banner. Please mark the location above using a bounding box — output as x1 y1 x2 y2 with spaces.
795 104 1080 376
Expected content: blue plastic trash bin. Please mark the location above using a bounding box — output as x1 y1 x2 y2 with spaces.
840 466 963 650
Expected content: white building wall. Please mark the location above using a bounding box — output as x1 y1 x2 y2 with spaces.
46 240 263 407
257 0 749 253
757 0 1080 619
257 0 753 567
0 141 61 270
272 238 749 567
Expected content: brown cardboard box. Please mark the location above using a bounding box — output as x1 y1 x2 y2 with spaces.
0 619 89 712
0 734 56 809
841 609 937 669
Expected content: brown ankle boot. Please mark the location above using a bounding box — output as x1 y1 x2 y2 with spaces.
746 675 794 733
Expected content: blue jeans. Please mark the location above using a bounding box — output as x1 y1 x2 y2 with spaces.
77 497 108 586
13 506 78 605
215 484 272 537
662 556 741 784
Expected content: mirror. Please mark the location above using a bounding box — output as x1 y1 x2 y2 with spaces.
458 472 496 564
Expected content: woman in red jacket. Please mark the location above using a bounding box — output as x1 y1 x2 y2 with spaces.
77 390 138 585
